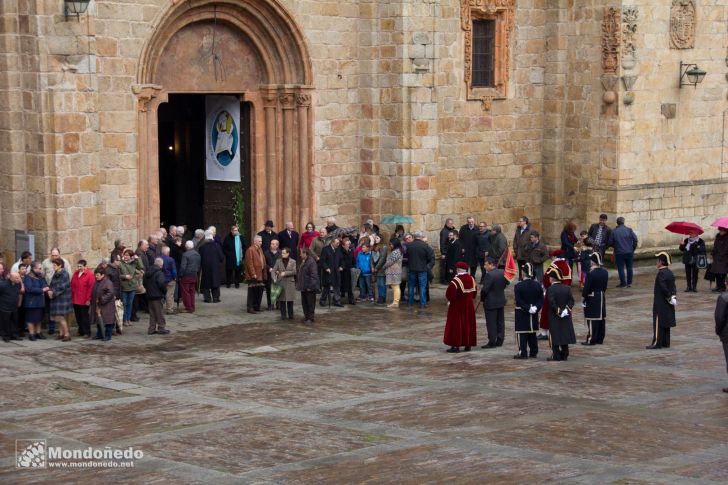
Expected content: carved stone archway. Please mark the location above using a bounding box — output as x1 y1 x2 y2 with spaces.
134 0 313 237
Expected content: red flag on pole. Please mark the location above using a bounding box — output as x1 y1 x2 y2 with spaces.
504 246 518 282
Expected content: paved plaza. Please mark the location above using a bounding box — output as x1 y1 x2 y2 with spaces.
1 268 727 484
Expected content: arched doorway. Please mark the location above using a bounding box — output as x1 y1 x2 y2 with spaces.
134 0 313 239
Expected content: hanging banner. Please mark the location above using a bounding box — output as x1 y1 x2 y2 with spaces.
205 95 241 182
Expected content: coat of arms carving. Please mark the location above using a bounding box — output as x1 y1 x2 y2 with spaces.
670 0 696 49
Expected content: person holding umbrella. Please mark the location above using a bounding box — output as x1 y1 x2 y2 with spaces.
710 219 728 292
679 230 706 292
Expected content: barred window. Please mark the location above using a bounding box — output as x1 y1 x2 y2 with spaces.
472 20 495 88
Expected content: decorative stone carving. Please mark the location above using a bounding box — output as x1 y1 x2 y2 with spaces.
279 93 296 109
602 7 621 74
460 0 515 109
601 74 619 114
131 84 163 112
621 7 638 70
295 93 311 107
661 103 677 119
670 0 696 50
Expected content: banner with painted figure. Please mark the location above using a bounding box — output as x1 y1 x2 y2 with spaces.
205 95 241 182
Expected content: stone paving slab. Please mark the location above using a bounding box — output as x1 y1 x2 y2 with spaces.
1 269 728 483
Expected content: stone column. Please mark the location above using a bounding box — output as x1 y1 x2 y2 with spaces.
262 90 278 225
279 92 296 224
296 92 312 226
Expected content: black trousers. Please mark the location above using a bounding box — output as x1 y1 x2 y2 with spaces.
320 272 341 304
517 259 526 280
439 257 447 284
551 343 570 360
16 307 26 335
301 291 317 321
73 304 90 336
587 319 606 344
651 322 671 348
0 311 18 338
484 307 505 345
279 301 294 319
684 264 699 290
226 266 242 287
517 333 538 357
247 286 264 311
340 270 354 303
717 274 727 291
202 287 220 302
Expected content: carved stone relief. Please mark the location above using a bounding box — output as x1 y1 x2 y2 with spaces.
602 7 621 74
670 0 696 50
621 7 638 70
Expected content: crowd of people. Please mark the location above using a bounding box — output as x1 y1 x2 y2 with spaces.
0 214 727 392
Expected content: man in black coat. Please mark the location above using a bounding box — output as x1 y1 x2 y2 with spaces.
263 239 281 310
513 263 542 358
320 238 343 307
713 291 728 393
222 225 247 288
587 213 612 260
647 252 677 349
445 230 464 282
198 232 224 303
480 257 508 348
475 222 492 277
0 273 22 342
143 258 169 335
546 266 576 361
459 216 479 276
277 222 300 260
406 232 435 309
257 220 276 252
582 252 609 345
439 218 455 284
339 238 356 304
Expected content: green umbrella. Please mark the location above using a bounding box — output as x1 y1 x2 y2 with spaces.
380 215 414 225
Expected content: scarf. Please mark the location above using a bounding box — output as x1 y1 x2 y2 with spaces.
234 235 241 264
685 236 699 251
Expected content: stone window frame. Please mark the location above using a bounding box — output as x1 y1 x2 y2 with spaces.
461 0 515 110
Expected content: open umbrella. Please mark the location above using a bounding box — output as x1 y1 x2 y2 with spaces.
711 217 728 229
665 221 704 235
380 215 414 225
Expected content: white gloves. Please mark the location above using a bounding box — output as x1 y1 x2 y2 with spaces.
581 302 587 308
529 305 538 314
559 308 570 318
669 296 677 306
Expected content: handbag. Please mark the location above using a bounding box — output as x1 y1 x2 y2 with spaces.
696 254 708 270
704 263 716 282
270 282 283 304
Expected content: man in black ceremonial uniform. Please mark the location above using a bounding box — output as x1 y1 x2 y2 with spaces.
480 257 508 348
546 265 576 361
513 263 542 359
582 252 609 345
647 251 677 349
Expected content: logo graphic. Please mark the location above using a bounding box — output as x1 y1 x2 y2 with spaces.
210 110 238 167
16 440 46 468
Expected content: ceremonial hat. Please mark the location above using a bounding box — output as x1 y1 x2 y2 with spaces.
455 262 469 271
265 220 274 227
590 252 603 266
545 264 564 281
549 249 564 257
655 251 671 266
521 262 534 278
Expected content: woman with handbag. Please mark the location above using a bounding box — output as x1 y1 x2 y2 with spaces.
272 247 297 320
679 230 706 292
712 228 728 292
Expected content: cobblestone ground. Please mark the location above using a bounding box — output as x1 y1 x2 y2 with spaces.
1 267 727 484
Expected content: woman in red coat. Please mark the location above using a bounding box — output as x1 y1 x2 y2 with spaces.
444 262 478 353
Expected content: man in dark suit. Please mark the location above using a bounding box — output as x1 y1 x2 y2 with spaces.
459 216 479 276
257 220 276 252
587 213 612 260
439 218 455 284
582 252 609 345
406 231 435 310
445 230 464 282
480 257 508 348
513 263 542 358
277 222 300 260
320 238 343 307
647 252 677 349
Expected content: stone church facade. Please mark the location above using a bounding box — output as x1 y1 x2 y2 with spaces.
1 0 727 262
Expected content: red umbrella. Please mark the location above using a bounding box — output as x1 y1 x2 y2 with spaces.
711 217 728 229
665 221 704 235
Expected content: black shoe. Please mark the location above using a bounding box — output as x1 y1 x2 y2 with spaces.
29 334 36 341
213 299 221 303
333 303 343 307
496 340 503 347
10 335 21 340
684 288 691 292
463 346 471 352
2 337 10 342
513 354 527 359
203 299 212 303
616 284 627 288
35 333 46 340
645 344 661 349
547 356 561 361
481 343 497 349
148 330 158 335
581 341 595 346
529 354 538 358
226 284 231 289
537 335 548 340
446 347 460 353
157 329 171 335
130 316 140 322
235 284 240 289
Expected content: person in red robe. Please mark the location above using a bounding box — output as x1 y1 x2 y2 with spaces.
444 262 477 353
538 252 572 340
